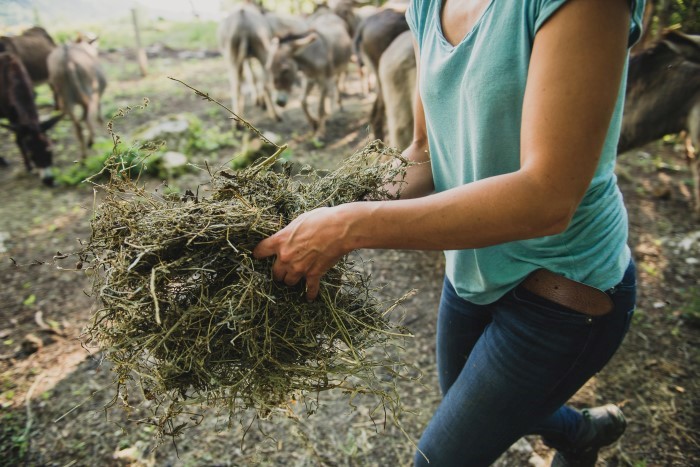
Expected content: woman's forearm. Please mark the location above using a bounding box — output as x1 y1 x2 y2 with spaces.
385 141 434 199
342 167 574 252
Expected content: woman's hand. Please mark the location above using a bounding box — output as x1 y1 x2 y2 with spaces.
253 205 360 301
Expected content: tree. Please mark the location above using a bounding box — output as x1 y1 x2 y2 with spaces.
636 0 700 50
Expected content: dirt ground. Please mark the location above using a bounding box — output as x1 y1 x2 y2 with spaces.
0 50 698 467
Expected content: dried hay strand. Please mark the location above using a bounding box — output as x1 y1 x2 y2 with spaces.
80 103 418 440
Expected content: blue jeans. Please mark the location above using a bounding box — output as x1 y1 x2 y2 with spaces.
414 261 636 466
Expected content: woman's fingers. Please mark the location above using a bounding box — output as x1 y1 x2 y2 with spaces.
252 206 351 301
252 235 276 260
305 274 321 301
283 271 303 287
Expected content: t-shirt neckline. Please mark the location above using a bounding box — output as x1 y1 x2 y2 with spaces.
436 0 496 50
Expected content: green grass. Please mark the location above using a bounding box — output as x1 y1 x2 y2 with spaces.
681 287 700 327
54 111 243 187
50 17 218 51
0 412 28 465
55 142 165 187
33 84 55 109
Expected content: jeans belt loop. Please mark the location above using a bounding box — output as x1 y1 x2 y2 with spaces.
520 269 615 317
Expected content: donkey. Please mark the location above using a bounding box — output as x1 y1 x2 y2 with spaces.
266 12 353 138
0 52 62 185
619 30 700 215
47 36 107 159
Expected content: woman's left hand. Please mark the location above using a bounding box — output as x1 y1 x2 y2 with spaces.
253 205 357 301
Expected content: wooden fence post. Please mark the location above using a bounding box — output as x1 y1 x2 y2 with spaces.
131 8 149 77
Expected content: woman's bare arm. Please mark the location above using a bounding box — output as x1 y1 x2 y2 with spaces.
385 37 433 200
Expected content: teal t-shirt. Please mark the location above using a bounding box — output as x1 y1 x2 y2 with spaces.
406 0 645 304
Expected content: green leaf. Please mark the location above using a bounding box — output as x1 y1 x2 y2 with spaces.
22 294 36 306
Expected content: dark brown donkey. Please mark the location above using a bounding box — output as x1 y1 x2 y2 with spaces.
620 30 700 216
0 52 62 185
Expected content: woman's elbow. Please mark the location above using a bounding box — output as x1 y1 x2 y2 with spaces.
516 170 585 238
532 202 577 237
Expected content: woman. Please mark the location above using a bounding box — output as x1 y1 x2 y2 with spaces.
254 0 645 465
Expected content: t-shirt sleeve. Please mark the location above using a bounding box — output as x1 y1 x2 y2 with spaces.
405 0 418 34
530 0 647 47
405 0 429 48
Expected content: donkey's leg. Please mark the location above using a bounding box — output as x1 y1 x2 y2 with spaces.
687 104 700 216
301 80 318 131
315 79 331 138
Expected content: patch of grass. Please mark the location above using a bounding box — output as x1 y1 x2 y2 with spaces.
639 261 661 277
51 18 218 52
183 118 237 154
151 19 218 50
0 412 28 465
34 84 55 109
130 112 236 156
0 375 16 394
22 294 36 307
56 138 192 187
680 287 700 327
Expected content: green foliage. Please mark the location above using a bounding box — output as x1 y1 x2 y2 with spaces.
55 143 165 187
33 84 55 108
681 287 700 326
131 113 238 156
0 412 28 466
183 118 238 154
49 18 218 52
156 20 218 50
22 294 36 307
651 0 700 35
56 109 243 187
245 0 389 14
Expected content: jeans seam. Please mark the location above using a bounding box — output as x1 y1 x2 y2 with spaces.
509 288 597 403
541 326 595 411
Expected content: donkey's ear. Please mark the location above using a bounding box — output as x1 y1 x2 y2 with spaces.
663 30 700 63
40 113 63 132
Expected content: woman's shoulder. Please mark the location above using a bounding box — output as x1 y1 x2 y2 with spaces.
526 0 646 46
405 0 436 36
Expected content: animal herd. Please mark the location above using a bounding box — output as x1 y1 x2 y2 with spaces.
0 0 699 216
0 26 105 185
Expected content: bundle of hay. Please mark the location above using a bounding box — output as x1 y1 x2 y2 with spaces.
81 137 416 437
